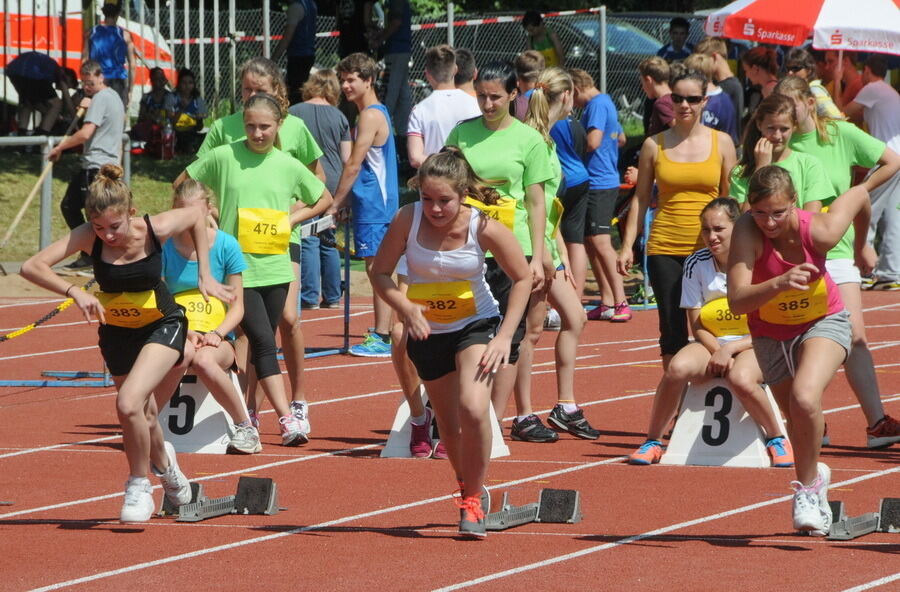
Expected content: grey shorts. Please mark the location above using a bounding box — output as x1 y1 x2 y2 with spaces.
752 310 851 386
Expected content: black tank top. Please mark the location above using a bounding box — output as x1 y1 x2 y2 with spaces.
91 214 178 316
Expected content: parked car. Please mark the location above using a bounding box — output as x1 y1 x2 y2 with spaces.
409 13 664 120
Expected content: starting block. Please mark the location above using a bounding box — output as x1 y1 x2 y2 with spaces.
381 385 509 459
161 477 281 522
485 489 582 531
661 378 787 468
159 372 239 454
826 498 900 540
878 498 900 533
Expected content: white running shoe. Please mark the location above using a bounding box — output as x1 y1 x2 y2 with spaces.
279 414 305 446
229 424 262 454
290 400 311 443
120 476 154 523
791 462 832 536
152 441 192 507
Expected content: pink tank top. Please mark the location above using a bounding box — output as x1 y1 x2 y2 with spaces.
749 209 843 340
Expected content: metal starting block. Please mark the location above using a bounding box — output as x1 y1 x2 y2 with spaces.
828 512 881 541
877 498 900 533
160 477 280 522
485 489 582 532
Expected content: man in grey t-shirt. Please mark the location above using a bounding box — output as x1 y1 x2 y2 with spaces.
49 59 126 268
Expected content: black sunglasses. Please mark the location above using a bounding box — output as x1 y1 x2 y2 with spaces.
671 93 704 105
786 65 806 73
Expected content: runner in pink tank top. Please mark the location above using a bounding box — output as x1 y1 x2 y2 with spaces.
727 166 871 538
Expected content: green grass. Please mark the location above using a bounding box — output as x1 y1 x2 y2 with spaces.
0 151 193 261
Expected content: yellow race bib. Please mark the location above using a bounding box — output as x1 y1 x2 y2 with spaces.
465 196 516 230
547 197 564 239
407 281 476 324
759 277 829 325
237 207 291 254
699 297 749 337
174 289 226 333
96 290 164 329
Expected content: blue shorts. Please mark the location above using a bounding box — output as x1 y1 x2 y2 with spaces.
354 222 390 258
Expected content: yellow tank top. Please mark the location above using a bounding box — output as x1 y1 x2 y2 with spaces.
646 130 721 256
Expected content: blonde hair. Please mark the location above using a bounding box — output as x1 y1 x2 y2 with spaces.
695 37 728 59
85 164 132 219
637 56 670 84
774 76 833 144
172 178 215 208
684 53 715 83
416 147 502 206
525 67 573 147
567 67 594 90
239 57 290 115
301 69 340 106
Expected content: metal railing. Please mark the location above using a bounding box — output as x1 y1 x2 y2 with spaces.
0 134 132 250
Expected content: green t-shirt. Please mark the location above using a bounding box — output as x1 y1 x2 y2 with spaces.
445 117 554 255
198 112 324 245
187 141 326 288
729 151 835 206
788 120 885 260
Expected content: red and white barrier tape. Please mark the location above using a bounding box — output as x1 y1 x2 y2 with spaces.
168 7 601 45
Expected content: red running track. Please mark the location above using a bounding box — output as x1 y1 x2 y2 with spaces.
1 292 899 591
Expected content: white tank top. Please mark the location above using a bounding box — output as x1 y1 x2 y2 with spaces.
405 202 500 334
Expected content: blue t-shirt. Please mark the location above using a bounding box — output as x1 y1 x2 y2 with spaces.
550 118 589 190
384 0 412 54
161 230 247 295
351 104 399 224
580 93 620 190
702 90 739 144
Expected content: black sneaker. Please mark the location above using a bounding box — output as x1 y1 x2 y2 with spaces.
63 254 93 270
548 405 600 440
510 414 559 443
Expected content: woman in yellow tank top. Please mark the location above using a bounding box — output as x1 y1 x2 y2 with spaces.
617 68 736 366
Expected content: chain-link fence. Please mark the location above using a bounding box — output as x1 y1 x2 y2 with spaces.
136 7 713 135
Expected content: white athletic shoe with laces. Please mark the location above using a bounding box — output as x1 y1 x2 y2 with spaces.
290 400 311 444
120 476 154 523
152 441 192 507
791 462 832 536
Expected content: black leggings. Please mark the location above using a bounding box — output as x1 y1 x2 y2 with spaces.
241 283 289 379
61 168 99 230
647 254 689 356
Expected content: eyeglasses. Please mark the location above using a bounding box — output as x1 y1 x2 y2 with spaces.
750 206 793 222
671 93 705 105
786 65 806 73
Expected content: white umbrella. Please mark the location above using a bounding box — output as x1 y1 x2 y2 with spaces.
704 0 900 55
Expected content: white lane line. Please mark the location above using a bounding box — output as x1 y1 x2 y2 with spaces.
0 299 60 309
0 345 98 362
0 443 382 520
869 323 900 329
0 435 120 460
434 465 900 592
28 456 627 592
842 572 900 592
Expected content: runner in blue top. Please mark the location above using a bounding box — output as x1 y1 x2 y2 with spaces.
160 180 261 455
550 116 590 297
84 2 134 106
330 53 400 358
571 68 630 322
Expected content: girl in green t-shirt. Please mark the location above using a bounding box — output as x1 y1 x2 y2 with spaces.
775 76 900 448
520 67 600 441
197 57 325 437
729 94 834 208
177 93 332 447
445 60 556 443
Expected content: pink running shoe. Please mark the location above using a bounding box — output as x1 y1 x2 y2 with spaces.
611 301 632 322
409 408 434 458
432 440 449 459
587 303 613 321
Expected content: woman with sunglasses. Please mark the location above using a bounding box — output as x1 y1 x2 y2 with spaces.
618 68 736 370
783 48 842 120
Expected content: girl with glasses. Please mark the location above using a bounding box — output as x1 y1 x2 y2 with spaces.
727 166 871 536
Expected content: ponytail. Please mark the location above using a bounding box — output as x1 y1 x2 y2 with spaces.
524 67 573 147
